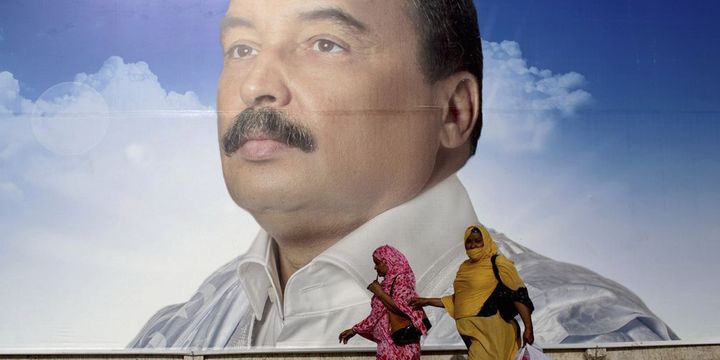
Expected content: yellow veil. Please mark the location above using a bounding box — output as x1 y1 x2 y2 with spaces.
441 225 526 319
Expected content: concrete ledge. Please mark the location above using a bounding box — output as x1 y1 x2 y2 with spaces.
1 342 719 360
544 342 720 360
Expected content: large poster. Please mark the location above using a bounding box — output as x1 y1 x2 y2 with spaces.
1 0 718 350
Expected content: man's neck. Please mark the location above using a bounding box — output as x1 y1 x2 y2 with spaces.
253 193 393 291
258 162 464 293
274 238 334 292
267 203 404 291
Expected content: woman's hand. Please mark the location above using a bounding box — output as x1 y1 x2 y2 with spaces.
367 280 383 295
514 301 534 346
522 326 534 346
338 328 356 344
410 297 444 308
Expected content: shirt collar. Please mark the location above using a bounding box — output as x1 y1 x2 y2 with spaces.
236 230 280 321
236 174 478 320
317 174 478 289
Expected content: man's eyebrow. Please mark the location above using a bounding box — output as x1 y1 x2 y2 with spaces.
220 16 254 34
298 7 368 34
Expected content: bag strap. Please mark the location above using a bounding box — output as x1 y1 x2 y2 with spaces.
387 276 416 320
491 254 504 286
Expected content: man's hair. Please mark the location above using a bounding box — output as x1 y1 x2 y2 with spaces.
406 0 484 157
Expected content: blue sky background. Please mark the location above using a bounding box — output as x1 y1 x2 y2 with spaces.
1 0 719 348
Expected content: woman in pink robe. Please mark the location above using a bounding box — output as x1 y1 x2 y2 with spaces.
339 245 428 360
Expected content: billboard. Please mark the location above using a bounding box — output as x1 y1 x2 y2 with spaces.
1 0 718 351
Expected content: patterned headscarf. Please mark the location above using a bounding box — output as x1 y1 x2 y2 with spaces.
371 245 428 334
373 244 413 282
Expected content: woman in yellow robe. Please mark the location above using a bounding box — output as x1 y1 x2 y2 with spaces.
411 225 535 360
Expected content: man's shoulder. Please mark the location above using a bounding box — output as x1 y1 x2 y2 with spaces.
487 229 679 343
128 256 254 349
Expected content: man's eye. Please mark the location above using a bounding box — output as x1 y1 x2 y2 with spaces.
312 39 345 53
228 45 258 59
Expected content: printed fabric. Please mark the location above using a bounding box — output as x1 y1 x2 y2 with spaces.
352 245 426 359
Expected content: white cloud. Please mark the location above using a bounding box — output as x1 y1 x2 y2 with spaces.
0 141 21 160
0 180 23 201
74 56 206 113
125 143 150 167
0 57 257 348
482 40 592 152
0 71 21 115
30 82 111 156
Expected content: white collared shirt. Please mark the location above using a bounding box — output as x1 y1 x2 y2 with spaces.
232 175 477 347
130 174 678 349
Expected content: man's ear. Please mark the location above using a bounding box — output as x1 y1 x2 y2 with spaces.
437 71 480 149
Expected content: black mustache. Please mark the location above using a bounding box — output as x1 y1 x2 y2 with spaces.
222 108 316 155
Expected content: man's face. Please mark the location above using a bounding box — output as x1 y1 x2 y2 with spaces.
218 0 444 221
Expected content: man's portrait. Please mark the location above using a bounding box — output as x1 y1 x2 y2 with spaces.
1 0 718 351
129 0 677 348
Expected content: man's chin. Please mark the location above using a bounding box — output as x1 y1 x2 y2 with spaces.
226 183 315 215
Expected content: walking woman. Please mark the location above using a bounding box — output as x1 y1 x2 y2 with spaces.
339 245 428 360
412 225 534 360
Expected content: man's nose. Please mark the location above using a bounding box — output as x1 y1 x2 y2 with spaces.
240 51 291 108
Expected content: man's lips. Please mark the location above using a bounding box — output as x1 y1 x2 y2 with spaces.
236 132 290 161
